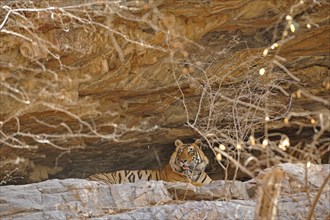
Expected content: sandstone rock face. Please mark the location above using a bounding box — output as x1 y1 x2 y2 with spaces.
0 1 329 184
1 164 329 219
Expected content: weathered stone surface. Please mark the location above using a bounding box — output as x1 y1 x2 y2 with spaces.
1 164 329 219
165 180 250 201
106 194 330 220
0 0 329 184
0 179 174 219
107 200 257 220
252 163 330 194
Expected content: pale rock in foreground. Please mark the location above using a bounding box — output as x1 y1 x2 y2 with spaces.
0 164 329 220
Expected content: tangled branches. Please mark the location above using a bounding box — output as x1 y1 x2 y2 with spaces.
0 0 329 190
0 0 168 152
174 0 330 179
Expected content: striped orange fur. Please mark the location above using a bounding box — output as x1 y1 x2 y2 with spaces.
87 139 212 186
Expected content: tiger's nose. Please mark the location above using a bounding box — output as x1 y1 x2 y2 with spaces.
181 159 187 163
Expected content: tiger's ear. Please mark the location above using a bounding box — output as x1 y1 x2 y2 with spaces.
175 139 183 147
194 139 202 148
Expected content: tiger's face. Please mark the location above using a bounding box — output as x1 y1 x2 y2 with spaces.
169 139 209 181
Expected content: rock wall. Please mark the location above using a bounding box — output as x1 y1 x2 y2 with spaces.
0 0 329 184
1 164 329 219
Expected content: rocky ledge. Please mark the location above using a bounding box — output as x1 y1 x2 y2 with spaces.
1 0 329 184
1 163 329 220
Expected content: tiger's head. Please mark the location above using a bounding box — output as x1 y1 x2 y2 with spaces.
169 139 209 181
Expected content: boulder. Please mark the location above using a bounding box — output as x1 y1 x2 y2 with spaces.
1 164 329 219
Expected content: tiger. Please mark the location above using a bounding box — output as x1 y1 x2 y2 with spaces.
87 139 212 186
